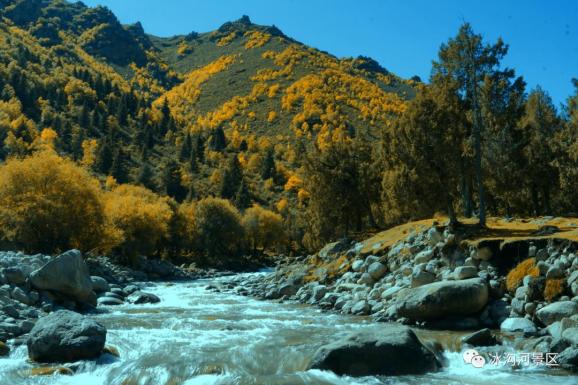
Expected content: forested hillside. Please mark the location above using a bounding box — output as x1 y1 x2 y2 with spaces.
0 0 576 265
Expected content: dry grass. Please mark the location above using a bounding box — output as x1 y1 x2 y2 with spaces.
544 278 566 301
506 258 539 292
359 216 578 258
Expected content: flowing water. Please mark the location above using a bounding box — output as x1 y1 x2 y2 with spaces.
0 273 575 385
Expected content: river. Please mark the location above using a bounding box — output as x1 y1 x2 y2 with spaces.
0 273 575 385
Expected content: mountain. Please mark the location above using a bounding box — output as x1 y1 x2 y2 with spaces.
0 0 415 212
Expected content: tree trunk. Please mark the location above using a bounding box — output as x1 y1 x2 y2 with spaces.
543 186 552 215
531 185 540 216
460 166 473 217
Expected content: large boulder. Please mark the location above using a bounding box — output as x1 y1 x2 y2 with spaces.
29 250 94 303
395 278 488 321
536 301 578 326
27 310 106 363
500 317 537 333
309 325 439 376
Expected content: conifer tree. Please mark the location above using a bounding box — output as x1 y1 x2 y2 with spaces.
220 155 243 200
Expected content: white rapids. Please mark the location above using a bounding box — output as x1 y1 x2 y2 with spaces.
0 273 575 385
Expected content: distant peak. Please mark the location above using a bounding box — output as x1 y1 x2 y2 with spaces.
237 15 252 25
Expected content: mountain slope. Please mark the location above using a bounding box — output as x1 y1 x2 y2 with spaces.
0 0 416 217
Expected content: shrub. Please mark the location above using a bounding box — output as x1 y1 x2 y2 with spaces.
506 258 539 292
0 150 112 253
174 201 198 253
242 205 286 252
544 278 566 302
193 197 245 258
104 184 173 260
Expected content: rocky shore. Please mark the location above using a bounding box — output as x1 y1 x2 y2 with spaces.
0 249 208 364
215 223 578 372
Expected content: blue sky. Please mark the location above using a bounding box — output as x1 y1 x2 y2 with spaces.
80 0 577 106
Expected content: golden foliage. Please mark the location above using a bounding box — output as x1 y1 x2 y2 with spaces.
81 139 98 168
242 204 286 250
544 278 565 301
104 184 173 258
284 175 303 191
177 40 193 56
506 258 540 292
276 198 289 214
267 110 278 123
158 55 237 125
0 150 111 253
244 31 271 49
217 32 238 47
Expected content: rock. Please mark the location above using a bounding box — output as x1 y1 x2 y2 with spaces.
27 310 106 363
546 266 564 279
350 300 370 315
309 325 439 376
357 273 374 286
410 270 436 288
414 249 434 264
381 286 402 300
0 341 9 356
461 328 499 347
0 322 21 335
351 260 364 272
126 291 160 304
97 297 124 306
536 301 578 326
558 347 578 371
2 267 26 285
311 285 328 302
500 317 537 333
474 247 492 261
454 266 478 280
28 367 74 376
426 227 443 246
29 250 94 303
395 278 489 321
367 262 387 280
319 239 350 260
90 276 109 293
562 327 578 346
11 287 32 305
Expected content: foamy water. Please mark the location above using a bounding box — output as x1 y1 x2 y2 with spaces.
0 274 574 385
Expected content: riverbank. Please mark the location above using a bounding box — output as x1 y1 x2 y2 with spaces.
212 217 578 372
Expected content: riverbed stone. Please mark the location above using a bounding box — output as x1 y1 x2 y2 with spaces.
97 297 124 306
127 291 160 304
500 317 537 333
2 267 26 285
27 310 106 363
558 347 578 371
454 266 478 280
395 278 489 321
90 276 109 293
309 325 439 376
367 262 387 280
11 287 32 305
461 328 499 347
536 301 578 326
29 250 94 303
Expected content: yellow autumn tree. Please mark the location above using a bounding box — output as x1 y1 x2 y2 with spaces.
0 150 113 253
242 205 286 252
104 184 173 262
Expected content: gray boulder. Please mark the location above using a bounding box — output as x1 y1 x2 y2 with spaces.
536 301 578 326
29 250 94 303
11 287 32 305
90 276 109 293
127 291 160 304
454 266 478 280
2 267 26 285
309 325 439 376
27 310 106 363
367 262 387 280
461 328 499 347
500 317 537 333
395 278 488 321
97 297 124 306
558 347 578 371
